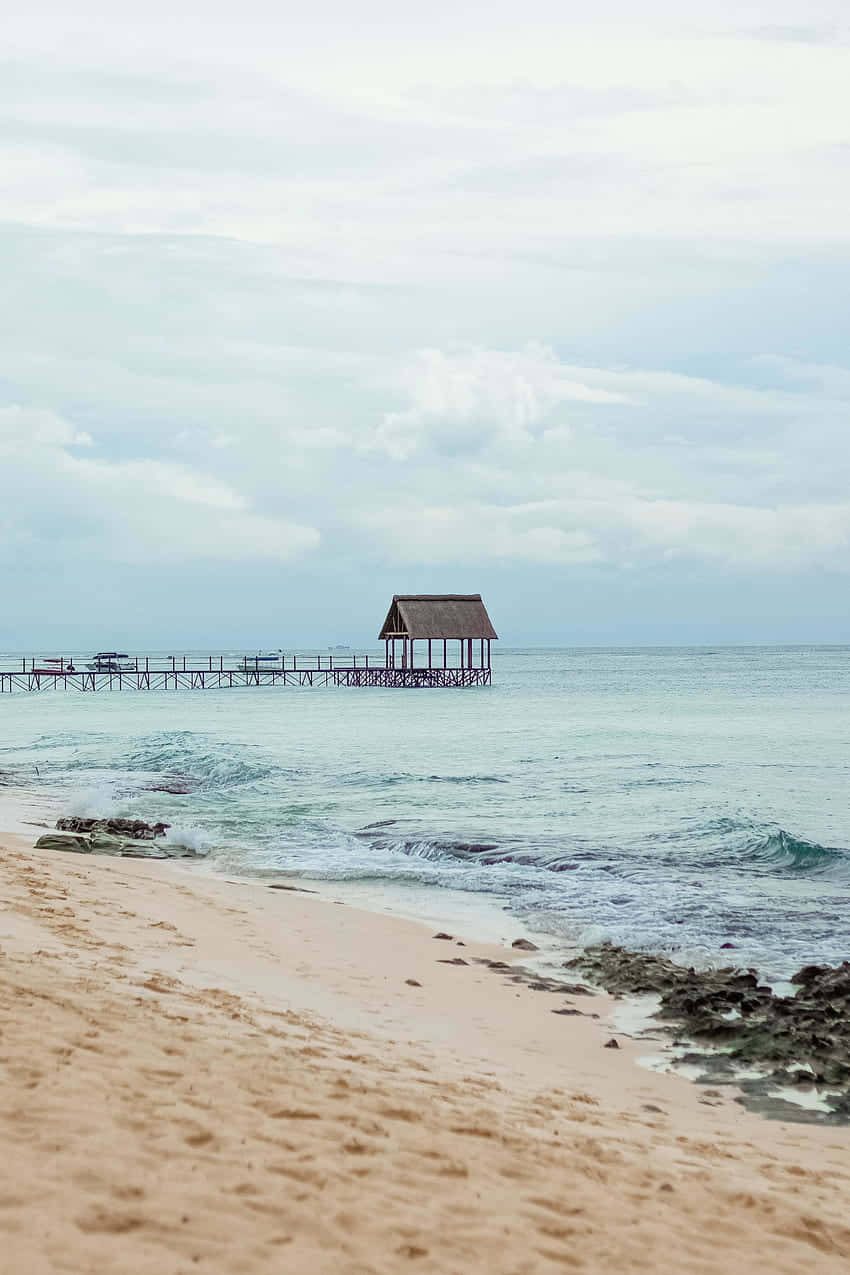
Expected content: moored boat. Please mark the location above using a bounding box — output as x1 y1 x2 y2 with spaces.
85 652 136 672
237 651 283 668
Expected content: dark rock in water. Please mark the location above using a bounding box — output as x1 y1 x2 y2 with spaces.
35 832 92 854
604 1038 620 1049
57 816 170 840
438 957 469 966
433 932 453 940
512 938 539 952
356 819 399 834
720 942 737 950
146 777 197 795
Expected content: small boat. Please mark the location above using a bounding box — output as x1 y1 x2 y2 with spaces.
32 656 77 674
237 651 282 668
86 652 136 672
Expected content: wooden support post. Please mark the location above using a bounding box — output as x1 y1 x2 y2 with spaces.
428 638 432 669
443 638 447 669
467 638 472 669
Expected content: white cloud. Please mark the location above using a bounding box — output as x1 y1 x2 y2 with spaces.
0 406 319 565
373 345 627 459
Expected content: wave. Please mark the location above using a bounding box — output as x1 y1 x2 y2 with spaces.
361 822 850 881
363 832 589 874
118 737 274 790
748 828 848 872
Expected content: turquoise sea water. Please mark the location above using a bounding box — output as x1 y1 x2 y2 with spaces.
1 646 849 982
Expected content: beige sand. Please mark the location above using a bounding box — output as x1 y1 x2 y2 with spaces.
1 831 849 1275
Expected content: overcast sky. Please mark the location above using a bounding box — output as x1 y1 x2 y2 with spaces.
2 1 850 647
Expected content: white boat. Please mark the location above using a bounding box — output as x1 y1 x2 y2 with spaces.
86 652 136 672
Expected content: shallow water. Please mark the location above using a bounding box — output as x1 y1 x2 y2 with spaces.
2 645 849 982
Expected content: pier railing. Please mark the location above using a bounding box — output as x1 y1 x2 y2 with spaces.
0 655 492 693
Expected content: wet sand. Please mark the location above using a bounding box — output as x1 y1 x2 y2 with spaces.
1 830 849 1274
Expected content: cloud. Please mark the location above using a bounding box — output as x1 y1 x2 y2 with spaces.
373 345 627 459
364 495 850 572
0 407 319 565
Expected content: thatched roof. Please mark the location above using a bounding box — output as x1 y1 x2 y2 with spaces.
379 595 498 641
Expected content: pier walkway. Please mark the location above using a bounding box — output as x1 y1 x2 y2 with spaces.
0 656 491 693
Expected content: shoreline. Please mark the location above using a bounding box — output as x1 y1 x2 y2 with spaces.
2 824 850 1270
13 792 850 1124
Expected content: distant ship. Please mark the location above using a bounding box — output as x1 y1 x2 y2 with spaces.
327 645 351 651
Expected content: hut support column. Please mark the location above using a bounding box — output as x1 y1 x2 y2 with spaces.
443 639 447 669
428 638 432 669
467 638 473 670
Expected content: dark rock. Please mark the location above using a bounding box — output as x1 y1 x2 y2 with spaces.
433 932 453 941
552 1007 583 1016
405 979 422 987
720 943 736 950
438 958 469 966
146 777 197 795
57 816 170 840
566 942 850 1115
604 1038 620 1049
512 938 539 952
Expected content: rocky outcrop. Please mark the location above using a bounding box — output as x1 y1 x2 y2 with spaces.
56 817 170 840
37 816 196 860
567 942 850 1109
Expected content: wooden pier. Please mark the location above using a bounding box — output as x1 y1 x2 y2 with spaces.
0 659 491 693
1 594 497 693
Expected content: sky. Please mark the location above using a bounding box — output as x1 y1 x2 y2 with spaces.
2 0 850 647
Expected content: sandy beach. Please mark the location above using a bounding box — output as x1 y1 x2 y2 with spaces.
1 829 849 1275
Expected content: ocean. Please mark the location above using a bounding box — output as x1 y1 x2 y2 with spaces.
2 645 849 984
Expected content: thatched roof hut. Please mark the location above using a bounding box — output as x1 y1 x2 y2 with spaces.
379 595 497 669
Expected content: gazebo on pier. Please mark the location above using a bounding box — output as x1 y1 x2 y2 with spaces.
379 594 497 676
